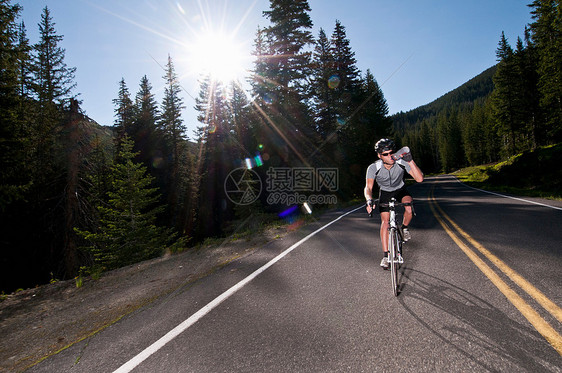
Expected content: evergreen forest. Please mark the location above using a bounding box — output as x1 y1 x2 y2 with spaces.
1 0 560 293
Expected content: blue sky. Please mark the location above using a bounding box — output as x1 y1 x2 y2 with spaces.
17 0 532 139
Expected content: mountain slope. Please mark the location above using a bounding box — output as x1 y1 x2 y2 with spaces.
391 65 497 132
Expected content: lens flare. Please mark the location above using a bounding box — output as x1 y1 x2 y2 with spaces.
245 158 253 169
243 153 264 169
328 75 340 89
262 93 274 104
278 205 298 218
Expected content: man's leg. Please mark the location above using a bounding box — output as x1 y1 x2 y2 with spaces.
402 195 413 226
401 195 413 241
380 212 390 252
380 212 390 268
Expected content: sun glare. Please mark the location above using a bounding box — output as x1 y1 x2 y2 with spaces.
187 30 250 83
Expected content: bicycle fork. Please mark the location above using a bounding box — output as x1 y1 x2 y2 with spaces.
390 229 404 264
388 203 404 264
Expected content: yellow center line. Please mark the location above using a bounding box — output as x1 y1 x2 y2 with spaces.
428 183 562 356
433 191 562 324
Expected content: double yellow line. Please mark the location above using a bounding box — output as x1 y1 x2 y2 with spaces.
428 183 562 356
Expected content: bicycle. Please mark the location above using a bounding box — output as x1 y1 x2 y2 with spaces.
369 198 414 296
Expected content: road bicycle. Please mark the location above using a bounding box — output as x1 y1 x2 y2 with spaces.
369 198 414 296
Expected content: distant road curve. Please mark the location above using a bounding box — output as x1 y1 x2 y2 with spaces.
449 175 562 211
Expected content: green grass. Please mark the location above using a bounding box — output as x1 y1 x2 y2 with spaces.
452 143 562 200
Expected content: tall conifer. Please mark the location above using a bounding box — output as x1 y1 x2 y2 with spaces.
310 28 338 140
492 32 519 155
32 7 76 107
329 20 361 117
341 70 391 180
16 21 33 124
159 55 187 230
0 0 27 210
254 0 317 166
529 0 562 141
194 76 235 237
112 78 135 142
132 75 164 181
75 136 171 270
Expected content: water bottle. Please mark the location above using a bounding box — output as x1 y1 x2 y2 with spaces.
392 146 410 160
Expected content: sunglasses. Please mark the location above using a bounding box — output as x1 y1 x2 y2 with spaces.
381 152 392 156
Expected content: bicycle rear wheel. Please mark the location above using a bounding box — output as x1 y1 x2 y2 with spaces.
389 229 399 296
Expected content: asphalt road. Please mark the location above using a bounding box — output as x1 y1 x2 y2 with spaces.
27 176 562 372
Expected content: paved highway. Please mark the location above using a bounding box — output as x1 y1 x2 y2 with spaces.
28 176 562 372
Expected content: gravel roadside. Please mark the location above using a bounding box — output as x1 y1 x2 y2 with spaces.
0 226 289 373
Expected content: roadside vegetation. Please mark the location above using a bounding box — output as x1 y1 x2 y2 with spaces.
452 143 562 200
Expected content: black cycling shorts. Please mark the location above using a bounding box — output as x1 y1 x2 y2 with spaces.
378 186 411 213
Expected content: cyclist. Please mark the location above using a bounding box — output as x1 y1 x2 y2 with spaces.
364 138 424 269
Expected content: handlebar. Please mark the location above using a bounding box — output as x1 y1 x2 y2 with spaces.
378 201 413 207
367 198 414 217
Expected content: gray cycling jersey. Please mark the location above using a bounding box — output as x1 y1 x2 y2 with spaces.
366 159 411 192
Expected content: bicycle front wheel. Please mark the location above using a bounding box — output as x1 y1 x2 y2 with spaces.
389 229 399 296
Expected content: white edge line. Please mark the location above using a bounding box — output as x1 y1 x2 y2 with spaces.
113 204 365 373
451 176 562 211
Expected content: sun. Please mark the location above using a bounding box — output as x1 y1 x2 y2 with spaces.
187 30 251 83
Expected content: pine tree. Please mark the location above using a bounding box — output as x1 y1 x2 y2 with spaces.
131 75 164 181
2 2 86 291
16 20 33 125
529 0 562 142
159 55 187 230
253 0 317 166
463 103 486 165
75 136 172 270
329 20 361 118
112 78 135 142
26 6 79 285
32 6 76 108
310 20 370 183
29 6 78 197
310 28 338 140
228 80 255 156
194 76 235 237
134 75 159 136
341 70 391 180
419 119 440 172
262 0 314 89
61 99 93 277
159 55 186 151
0 0 20 124
356 70 391 137
492 32 519 156
481 97 501 163
437 109 463 172
514 35 541 149
249 26 282 164
0 0 29 210
249 26 272 111
195 76 231 138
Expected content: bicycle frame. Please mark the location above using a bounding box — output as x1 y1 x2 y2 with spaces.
387 198 404 262
370 197 413 296
387 198 402 296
